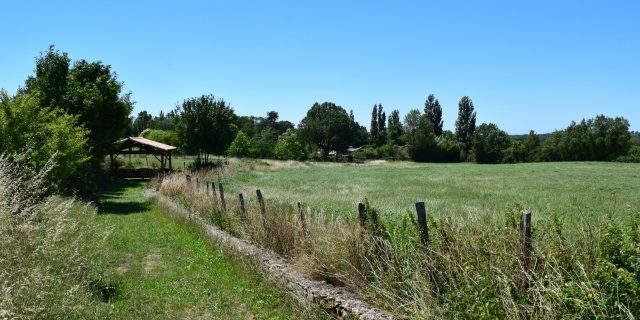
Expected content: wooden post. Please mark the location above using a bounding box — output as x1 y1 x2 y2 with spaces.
239 193 247 221
415 202 429 247
357 202 366 227
219 183 226 212
186 174 191 183
256 189 266 215
211 181 217 197
519 210 533 289
256 189 266 229
206 181 210 194
297 201 308 236
196 178 200 191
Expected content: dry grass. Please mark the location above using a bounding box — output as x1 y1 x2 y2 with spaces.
159 165 640 319
0 154 107 319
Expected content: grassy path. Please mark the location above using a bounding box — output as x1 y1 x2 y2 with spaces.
93 180 325 319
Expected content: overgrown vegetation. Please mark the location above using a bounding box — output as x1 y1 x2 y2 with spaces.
160 161 640 318
0 154 105 318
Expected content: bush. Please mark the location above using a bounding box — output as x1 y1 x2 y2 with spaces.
0 154 107 318
274 129 305 160
0 91 90 191
226 131 252 158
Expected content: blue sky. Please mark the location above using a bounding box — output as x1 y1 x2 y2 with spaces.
1 0 638 134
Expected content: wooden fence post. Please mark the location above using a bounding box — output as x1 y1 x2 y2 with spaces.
519 210 533 289
357 202 366 227
211 181 217 197
219 183 226 212
206 181 210 194
297 201 308 236
256 189 266 215
239 193 247 221
196 178 200 191
415 202 429 248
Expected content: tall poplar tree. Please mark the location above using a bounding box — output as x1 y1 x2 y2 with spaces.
377 104 387 146
455 96 477 156
370 104 379 145
424 94 443 136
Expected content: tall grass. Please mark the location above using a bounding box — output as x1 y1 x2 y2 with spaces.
160 167 639 319
0 154 107 319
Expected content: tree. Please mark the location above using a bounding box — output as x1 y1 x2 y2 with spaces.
132 111 152 135
23 45 70 110
424 94 443 136
24 46 133 163
0 91 90 190
274 129 305 160
298 102 353 155
455 96 477 158
377 105 387 146
406 114 437 162
472 123 510 164
176 95 237 162
387 109 403 145
226 131 252 158
370 104 379 145
402 109 422 145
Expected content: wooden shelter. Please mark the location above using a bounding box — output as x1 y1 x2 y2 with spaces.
110 136 177 172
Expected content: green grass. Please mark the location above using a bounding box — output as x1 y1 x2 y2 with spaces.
93 180 326 319
223 161 640 225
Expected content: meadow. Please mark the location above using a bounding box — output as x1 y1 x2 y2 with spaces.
224 160 640 225
159 159 640 318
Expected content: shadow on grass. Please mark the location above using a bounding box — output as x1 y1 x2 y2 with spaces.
97 179 150 215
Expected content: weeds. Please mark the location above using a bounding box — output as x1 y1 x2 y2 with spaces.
159 168 640 319
0 154 107 319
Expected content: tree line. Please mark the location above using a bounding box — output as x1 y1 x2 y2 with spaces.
1 46 637 192
133 93 638 165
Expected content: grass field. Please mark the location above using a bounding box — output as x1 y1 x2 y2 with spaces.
222 161 640 225
162 160 640 318
93 180 327 319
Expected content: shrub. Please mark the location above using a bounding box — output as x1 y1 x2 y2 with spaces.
226 131 252 158
0 91 90 191
274 129 305 160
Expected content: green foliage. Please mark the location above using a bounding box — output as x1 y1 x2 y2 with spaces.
424 94 443 136
455 96 477 157
387 109 403 145
226 131 252 158
274 129 305 160
139 128 179 148
616 145 640 163
24 47 133 163
176 94 237 159
0 91 90 189
541 115 630 161
406 114 437 162
250 127 277 158
131 110 152 135
298 102 354 155
472 123 511 164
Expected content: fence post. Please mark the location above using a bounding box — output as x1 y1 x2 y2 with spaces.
196 178 200 192
519 210 533 290
415 202 429 248
206 181 210 194
219 183 226 212
211 181 217 197
256 189 266 215
239 193 247 221
297 201 308 236
357 202 366 227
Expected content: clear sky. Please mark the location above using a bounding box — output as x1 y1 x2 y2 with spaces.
1 0 638 134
